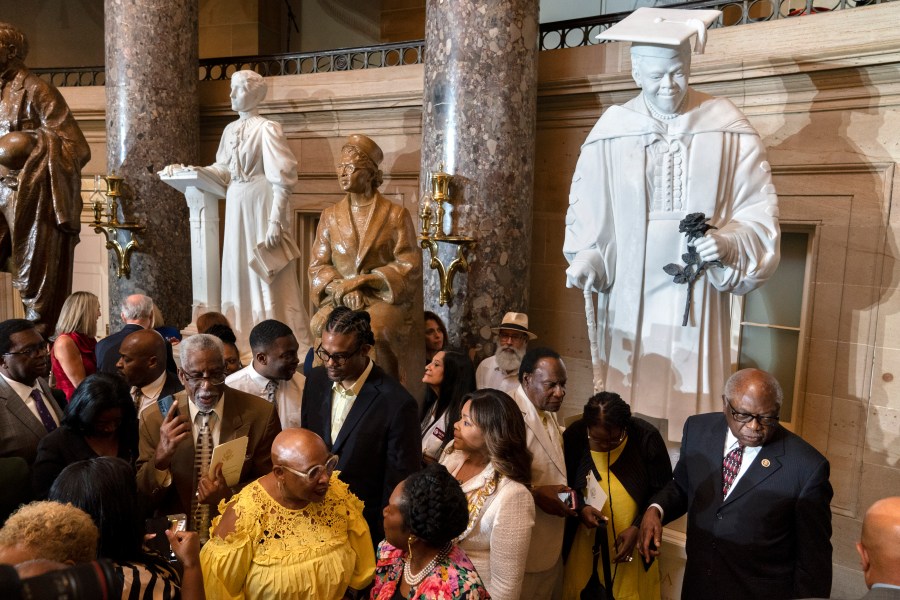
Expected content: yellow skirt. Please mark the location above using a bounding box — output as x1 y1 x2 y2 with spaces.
562 446 661 600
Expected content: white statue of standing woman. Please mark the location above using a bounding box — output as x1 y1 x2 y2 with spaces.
563 9 781 440
163 70 312 358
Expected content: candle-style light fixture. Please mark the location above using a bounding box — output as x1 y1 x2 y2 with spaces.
87 173 145 278
418 163 475 306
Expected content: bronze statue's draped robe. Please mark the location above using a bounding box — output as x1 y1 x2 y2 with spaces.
0 66 90 330
309 193 421 384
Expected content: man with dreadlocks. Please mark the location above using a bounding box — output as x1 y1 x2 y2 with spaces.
301 307 420 546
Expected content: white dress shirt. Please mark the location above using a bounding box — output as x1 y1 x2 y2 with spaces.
225 363 305 429
723 428 762 500
135 371 168 416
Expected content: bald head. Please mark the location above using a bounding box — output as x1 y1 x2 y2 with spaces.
272 428 328 469
724 368 784 407
858 496 900 588
117 329 167 387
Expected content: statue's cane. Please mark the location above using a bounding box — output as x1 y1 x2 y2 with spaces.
584 288 604 394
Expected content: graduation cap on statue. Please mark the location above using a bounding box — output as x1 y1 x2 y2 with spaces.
596 7 722 56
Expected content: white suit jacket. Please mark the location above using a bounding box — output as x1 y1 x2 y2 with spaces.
513 384 567 572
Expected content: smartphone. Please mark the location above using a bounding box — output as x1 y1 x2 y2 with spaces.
144 513 186 562
558 491 580 510
158 394 178 418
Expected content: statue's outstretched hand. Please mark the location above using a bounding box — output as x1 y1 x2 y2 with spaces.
565 259 601 293
158 163 197 177
265 221 283 249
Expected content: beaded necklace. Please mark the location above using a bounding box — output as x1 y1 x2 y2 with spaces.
454 470 501 543
403 542 452 587
643 91 687 121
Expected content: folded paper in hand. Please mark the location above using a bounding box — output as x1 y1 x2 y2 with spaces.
209 435 249 487
249 235 301 284
586 470 608 511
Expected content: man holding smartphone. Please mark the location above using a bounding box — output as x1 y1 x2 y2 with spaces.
513 347 578 599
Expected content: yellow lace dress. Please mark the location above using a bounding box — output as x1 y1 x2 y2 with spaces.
200 474 375 600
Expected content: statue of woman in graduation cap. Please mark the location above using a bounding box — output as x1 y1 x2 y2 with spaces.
563 8 781 441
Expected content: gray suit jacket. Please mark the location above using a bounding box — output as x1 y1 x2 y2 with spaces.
0 377 63 465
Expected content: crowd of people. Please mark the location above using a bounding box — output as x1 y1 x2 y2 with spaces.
0 296 892 600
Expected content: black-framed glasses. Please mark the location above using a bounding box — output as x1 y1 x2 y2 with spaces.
279 454 339 482
181 371 226 387
315 344 361 366
3 343 50 358
723 396 780 428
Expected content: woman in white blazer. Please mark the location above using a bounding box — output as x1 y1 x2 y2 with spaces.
440 388 536 600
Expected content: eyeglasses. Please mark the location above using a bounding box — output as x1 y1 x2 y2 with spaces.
498 331 527 343
588 428 626 451
279 454 339 482
335 163 361 174
723 396 780 428
181 371 226 387
315 344 361 366
3 343 50 358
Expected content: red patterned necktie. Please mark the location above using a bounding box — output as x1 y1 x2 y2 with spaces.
722 445 744 499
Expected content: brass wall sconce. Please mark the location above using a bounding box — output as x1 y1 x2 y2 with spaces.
88 174 145 278
419 164 475 306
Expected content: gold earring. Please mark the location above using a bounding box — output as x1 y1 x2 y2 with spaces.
407 535 416 561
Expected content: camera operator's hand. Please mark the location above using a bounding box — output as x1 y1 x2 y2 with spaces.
165 530 205 600
165 530 200 568
532 484 578 517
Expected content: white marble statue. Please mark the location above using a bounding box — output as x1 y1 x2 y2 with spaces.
163 70 311 358
563 8 781 441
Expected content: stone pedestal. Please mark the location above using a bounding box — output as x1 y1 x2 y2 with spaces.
105 0 198 329
159 170 225 334
421 0 539 355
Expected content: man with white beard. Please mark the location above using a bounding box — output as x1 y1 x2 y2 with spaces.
475 312 536 396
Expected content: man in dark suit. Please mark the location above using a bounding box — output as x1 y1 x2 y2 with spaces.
136 333 280 541
639 368 833 600
0 319 64 467
301 307 420 544
96 294 176 375
116 328 183 417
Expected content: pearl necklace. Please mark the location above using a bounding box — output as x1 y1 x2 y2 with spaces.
643 91 687 121
404 542 452 587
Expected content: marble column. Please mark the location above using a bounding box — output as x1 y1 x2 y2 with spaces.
421 0 539 356
105 0 197 329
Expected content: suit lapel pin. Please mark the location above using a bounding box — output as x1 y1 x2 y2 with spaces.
761 459 771 468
